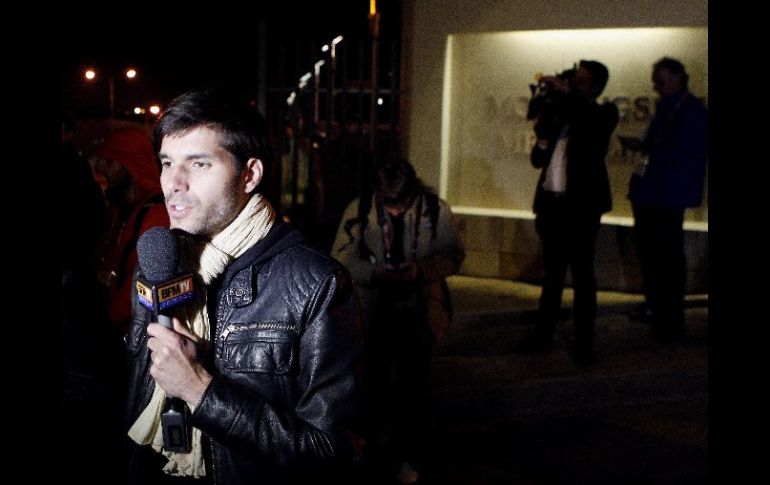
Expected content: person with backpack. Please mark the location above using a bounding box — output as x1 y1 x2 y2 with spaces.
332 158 465 484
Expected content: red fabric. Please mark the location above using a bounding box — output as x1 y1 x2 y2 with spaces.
93 126 170 332
107 200 169 333
94 126 160 201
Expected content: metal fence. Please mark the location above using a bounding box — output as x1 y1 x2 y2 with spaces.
264 33 402 251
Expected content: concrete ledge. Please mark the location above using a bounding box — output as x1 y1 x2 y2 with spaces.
455 213 708 294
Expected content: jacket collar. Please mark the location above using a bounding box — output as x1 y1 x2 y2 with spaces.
218 221 305 307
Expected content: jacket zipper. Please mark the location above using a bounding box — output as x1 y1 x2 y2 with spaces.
217 322 296 354
210 438 218 484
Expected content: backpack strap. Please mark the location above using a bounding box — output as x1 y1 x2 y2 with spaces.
340 192 377 263
340 190 441 261
424 191 440 239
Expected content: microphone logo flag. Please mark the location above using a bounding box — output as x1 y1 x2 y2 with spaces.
136 274 195 313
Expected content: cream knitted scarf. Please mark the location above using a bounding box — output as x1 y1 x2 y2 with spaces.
127 194 275 477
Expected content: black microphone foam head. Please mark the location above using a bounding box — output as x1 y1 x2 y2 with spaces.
137 227 179 283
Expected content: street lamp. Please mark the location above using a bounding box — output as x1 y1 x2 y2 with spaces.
84 67 138 118
326 36 343 132
313 60 326 124
369 0 380 152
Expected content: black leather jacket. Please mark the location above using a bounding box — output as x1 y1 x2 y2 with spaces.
124 223 362 484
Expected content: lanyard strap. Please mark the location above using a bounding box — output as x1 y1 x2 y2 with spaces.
377 193 423 263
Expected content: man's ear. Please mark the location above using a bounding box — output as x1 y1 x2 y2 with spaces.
244 158 264 194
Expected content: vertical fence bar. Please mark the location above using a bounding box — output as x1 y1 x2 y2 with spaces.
389 38 400 158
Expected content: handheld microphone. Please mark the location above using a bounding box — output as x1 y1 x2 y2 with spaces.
136 227 194 453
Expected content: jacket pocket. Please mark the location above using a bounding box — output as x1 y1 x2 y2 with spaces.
220 323 296 374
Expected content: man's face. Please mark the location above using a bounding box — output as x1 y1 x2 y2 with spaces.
159 126 256 237
652 67 681 98
573 66 594 99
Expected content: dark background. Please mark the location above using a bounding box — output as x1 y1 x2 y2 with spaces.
60 3 402 119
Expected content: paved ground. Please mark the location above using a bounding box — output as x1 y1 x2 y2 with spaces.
413 276 708 484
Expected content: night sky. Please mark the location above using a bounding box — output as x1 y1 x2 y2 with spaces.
61 3 399 118
61 29 263 115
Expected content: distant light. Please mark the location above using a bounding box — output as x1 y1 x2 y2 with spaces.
133 107 142 115
149 105 160 115
331 35 343 59
377 97 384 106
84 69 96 80
287 92 296 106
321 44 329 52
370 0 376 16
299 72 312 89
126 68 137 79
314 59 326 76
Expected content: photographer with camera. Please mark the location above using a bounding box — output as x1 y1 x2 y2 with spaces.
526 67 575 139
514 60 619 367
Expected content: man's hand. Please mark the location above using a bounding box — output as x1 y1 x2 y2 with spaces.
147 317 212 408
539 75 570 93
372 261 420 285
618 135 643 151
392 262 419 281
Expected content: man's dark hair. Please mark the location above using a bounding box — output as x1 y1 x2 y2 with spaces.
654 57 689 89
154 88 268 170
579 59 610 98
376 158 422 207
340 157 441 261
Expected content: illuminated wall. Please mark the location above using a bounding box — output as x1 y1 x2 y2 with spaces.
442 27 708 223
402 0 708 288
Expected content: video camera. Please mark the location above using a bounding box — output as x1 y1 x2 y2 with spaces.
526 67 576 121
525 67 577 140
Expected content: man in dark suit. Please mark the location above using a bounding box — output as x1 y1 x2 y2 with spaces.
515 60 619 366
627 57 708 342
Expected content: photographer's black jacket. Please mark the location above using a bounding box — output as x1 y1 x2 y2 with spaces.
531 94 619 215
124 222 363 485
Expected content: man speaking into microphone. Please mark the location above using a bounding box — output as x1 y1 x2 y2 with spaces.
124 89 362 485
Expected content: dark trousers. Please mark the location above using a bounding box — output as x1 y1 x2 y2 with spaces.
363 292 435 465
534 196 602 349
632 204 686 335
